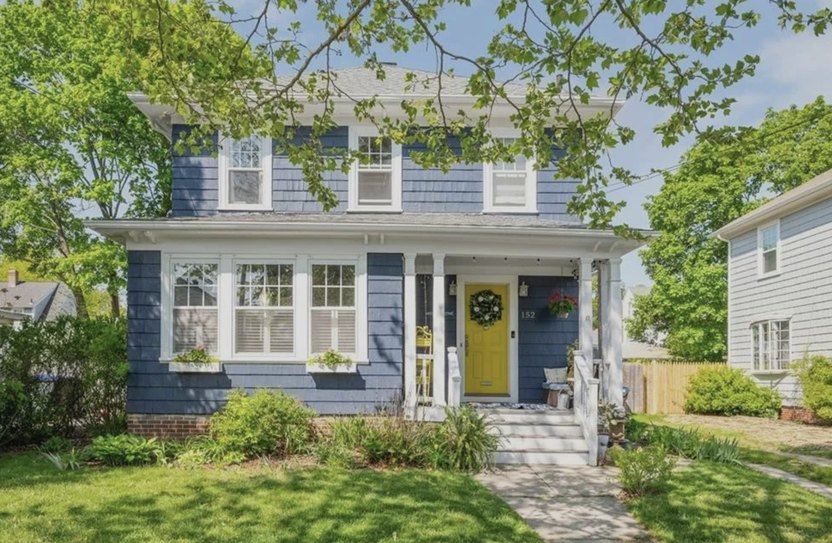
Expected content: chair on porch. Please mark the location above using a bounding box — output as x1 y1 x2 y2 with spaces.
542 367 572 409
416 326 433 405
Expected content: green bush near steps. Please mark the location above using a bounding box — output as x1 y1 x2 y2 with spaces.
792 355 832 423
684 366 781 418
609 445 676 497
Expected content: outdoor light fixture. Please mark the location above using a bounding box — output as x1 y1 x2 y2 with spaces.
448 280 457 296
519 281 529 297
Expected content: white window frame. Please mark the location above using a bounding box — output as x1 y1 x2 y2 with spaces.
482 131 537 213
161 252 368 364
308 258 368 360
217 133 273 211
751 318 791 372
348 126 402 212
757 220 780 278
231 259 297 361
161 255 220 360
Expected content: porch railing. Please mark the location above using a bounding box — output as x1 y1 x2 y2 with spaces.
573 351 599 466
447 347 461 408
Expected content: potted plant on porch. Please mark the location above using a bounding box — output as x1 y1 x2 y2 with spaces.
307 349 357 374
169 346 223 373
548 292 577 319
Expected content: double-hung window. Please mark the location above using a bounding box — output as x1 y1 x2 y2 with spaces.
758 222 779 276
234 263 294 355
483 137 537 212
172 263 218 354
349 128 402 211
310 263 357 355
751 319 790 370
219 134 272 210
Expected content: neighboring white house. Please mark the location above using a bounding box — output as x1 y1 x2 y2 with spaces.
0 269 77 327
620 284 671 360
716 168 832 405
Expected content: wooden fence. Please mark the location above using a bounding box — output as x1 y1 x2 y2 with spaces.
623 361 725 414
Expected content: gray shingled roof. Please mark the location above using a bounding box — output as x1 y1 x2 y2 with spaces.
0 281 58 311
126 212 587 229
274 65 529 98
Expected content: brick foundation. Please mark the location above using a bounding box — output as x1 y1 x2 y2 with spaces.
127 414 210 440
780 406 823 425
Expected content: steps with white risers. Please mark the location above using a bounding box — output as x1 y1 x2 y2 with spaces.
480 407 590 466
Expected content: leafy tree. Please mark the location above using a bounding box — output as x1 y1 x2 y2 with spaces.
114 0 832 228
629 98 832 360
0 1 170 317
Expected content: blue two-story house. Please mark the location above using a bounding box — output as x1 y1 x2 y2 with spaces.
89 66 645 465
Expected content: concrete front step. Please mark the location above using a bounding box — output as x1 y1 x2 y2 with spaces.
499 436 588 451
490 423 584 438
485 411 577 426
494 450 590 466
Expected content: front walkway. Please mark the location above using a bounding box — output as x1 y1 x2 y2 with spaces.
477 465 652 542
746 463 832 500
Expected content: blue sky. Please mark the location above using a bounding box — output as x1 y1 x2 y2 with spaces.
235 0 832 285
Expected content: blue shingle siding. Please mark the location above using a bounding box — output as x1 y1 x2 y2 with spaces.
126 251 404 416
517 275 579 403
169 124 581 221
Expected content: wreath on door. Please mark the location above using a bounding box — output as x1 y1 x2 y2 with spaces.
469 289 503 329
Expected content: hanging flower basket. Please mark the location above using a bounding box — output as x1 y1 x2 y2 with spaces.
469 289 503 328
548 292 577 319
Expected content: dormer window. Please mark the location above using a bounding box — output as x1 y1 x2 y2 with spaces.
348 127 402 212
483 137 537 213
219 134 273 210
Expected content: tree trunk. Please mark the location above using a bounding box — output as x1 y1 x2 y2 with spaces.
109 291 120 317
71 286 89 319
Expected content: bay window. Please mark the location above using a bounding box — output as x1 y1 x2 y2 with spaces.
310 263 357 355
234 263 294 354
172 263 218 354
751 319 790 370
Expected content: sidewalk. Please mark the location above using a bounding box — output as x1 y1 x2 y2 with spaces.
477 465 652 542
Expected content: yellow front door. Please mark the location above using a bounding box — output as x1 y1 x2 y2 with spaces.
464 283 510 396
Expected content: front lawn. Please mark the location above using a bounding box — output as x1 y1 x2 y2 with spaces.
0 453 542 543
626 461 832 543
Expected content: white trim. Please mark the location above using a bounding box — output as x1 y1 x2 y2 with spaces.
482 130 537 213
403 254 417 415
456 274 519 404
432 254 447 406
757 220 781 279
726 238 732 365
217 132 273 211
348 126 402 212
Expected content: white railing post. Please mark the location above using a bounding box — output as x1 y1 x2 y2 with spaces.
447 347 461 408
432 254 446 406
573 351 599 466
608 258 624 407
403 254 417 417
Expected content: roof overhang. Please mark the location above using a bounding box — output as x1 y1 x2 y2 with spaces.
86 218 650 259
715 168 832 240
128 92 623 141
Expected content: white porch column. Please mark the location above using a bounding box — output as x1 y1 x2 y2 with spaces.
608 258 624 406
432 254 446 406
598 260 611 400
578 258 594 365
403 254 417 416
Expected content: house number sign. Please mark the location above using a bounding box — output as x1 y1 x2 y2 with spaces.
520 310 537 320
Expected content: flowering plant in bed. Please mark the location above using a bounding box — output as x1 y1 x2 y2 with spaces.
170 347 222 373
307 349 356 373
548 292 577 318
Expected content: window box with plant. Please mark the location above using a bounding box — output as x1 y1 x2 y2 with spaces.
548 291 577 319
169 347 222 373
306 349 357 374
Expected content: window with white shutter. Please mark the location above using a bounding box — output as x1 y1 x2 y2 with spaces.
219 134 272 210
172 263 218 354
349 128 401 211
234 263 294 354
483 137 537 212
310 264 356 354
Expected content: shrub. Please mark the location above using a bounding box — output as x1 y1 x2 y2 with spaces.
792 355 832 423
0 316 127 446
39 435 73 454
610 446 676 497
431 406 499 472
83 434 168 466
642 425 741 464
360 416 434 467
210 389 315 457
175 436 244 467
684 366 781 417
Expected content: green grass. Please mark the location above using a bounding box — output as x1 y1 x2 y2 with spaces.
784 445 832 460
626 461 832 543
631 414 832 488
0 453 542 543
